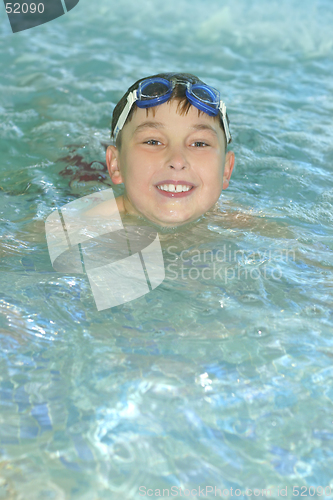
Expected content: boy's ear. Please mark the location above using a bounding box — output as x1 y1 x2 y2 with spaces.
106 145 123 185
222 151 235 189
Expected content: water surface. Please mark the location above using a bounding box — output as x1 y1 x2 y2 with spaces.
1 0 333 497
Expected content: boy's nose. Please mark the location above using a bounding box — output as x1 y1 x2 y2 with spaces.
166 145 189 170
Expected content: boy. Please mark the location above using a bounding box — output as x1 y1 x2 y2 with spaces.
85 72 235 228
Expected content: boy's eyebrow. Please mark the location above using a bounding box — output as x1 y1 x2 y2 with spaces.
133 122 218 136
133 122 165 134
191 124 218 136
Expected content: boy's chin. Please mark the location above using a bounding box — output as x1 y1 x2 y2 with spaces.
124 199 203 228
144 212 202 230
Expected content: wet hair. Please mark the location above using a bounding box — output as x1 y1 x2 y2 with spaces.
111 72 228 150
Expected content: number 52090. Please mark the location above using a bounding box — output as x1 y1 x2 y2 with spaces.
6 3 45 14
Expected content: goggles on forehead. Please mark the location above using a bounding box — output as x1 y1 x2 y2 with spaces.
112 77 232 144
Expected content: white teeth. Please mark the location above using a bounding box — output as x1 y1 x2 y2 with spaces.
157 184 192 193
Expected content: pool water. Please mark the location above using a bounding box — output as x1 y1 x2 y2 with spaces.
1 0 333 497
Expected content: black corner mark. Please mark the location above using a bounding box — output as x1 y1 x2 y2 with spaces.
4 0 80 33
64 0 79 12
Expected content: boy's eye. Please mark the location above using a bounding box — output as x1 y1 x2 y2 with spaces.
144 139 162 146
192 141 209 147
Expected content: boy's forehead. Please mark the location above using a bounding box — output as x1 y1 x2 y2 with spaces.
126 101 223 136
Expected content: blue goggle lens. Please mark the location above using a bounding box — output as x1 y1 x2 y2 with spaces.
136 78 172 108
140 81 170 98
192 86 218 103
187 84 220 116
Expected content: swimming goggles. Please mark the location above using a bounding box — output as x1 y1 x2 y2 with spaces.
113 77 232 144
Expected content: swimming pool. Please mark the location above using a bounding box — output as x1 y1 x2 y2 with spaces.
1 0 333 497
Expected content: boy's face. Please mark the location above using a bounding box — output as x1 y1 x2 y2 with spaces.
106 100 235 227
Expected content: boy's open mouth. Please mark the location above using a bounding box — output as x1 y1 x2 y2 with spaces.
155 181 195 198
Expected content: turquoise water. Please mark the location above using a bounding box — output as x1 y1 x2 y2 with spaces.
1 0 333 497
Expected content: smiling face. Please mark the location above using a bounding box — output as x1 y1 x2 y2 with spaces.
106 99 235 227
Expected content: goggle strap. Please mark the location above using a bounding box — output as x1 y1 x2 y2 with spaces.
113 90 138 139
220 100 231 144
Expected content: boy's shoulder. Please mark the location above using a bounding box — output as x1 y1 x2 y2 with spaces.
83 195 124 218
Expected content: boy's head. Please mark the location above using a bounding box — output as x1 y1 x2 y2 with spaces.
107 73 235 227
